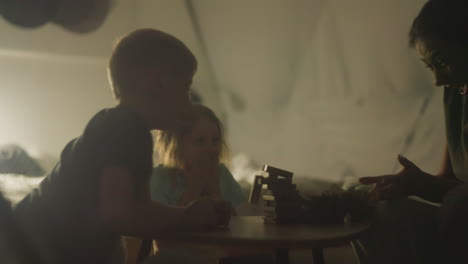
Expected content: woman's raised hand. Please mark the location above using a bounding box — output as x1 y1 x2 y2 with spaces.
359 155 432 200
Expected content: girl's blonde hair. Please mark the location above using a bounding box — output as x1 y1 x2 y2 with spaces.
155 104 229 169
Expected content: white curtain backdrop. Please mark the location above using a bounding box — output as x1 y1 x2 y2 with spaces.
187 0 444 181
0 0 445 184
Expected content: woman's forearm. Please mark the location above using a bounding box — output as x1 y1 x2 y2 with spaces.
416 175 462 202
437 145 456 179
414 145 460 202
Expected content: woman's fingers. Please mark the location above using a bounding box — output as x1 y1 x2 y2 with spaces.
358 155 422 201
359 174 398 185
377 184 398 200
369 183 396 200
398 154 420 171
358 176 380 185
379 183 411 200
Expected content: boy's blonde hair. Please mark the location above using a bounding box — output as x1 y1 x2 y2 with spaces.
155 104 229 169
108 28 197 100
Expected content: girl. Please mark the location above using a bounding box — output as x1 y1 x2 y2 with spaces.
151 103 246 214
145 104 249 264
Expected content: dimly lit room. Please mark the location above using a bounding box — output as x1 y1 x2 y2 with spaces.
1 0 466 264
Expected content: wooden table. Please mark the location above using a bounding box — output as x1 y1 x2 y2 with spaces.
154 216 371 264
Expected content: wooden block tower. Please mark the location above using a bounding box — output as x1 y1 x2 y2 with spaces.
249 165 304 224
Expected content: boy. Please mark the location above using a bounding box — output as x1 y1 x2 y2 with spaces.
14 29 224 264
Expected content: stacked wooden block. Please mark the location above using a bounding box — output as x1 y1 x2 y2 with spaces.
249 165 304 224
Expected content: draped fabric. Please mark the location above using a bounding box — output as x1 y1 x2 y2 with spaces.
0 0 445 182
182 0 444 181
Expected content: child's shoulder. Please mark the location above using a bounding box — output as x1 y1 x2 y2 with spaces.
218 163 234 179
89 106 145 129
152 164 168 175
83 106 150 142
218 163 229 171
152 165 179 179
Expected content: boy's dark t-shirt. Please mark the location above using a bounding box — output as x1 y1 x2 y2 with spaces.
14 105 153 264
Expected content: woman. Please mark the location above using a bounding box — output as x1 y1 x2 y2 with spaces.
357 1 468 263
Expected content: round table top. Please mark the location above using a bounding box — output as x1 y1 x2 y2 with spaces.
161 216 371 249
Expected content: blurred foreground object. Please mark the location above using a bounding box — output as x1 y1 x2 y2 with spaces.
0 192 39 264
0 0 115 33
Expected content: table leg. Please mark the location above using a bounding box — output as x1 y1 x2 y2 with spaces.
312 248 324 264
274 248 289 264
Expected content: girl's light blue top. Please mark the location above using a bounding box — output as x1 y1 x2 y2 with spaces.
150 163 247 206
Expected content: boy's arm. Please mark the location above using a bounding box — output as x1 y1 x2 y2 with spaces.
178 186 204 206
99 167 217 238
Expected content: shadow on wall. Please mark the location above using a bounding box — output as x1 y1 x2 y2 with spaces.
0 144 44 176
0 0 114 33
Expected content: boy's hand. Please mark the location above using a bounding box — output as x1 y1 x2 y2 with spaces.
184 198 217 230
359 155 431 200
213 199 233 227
